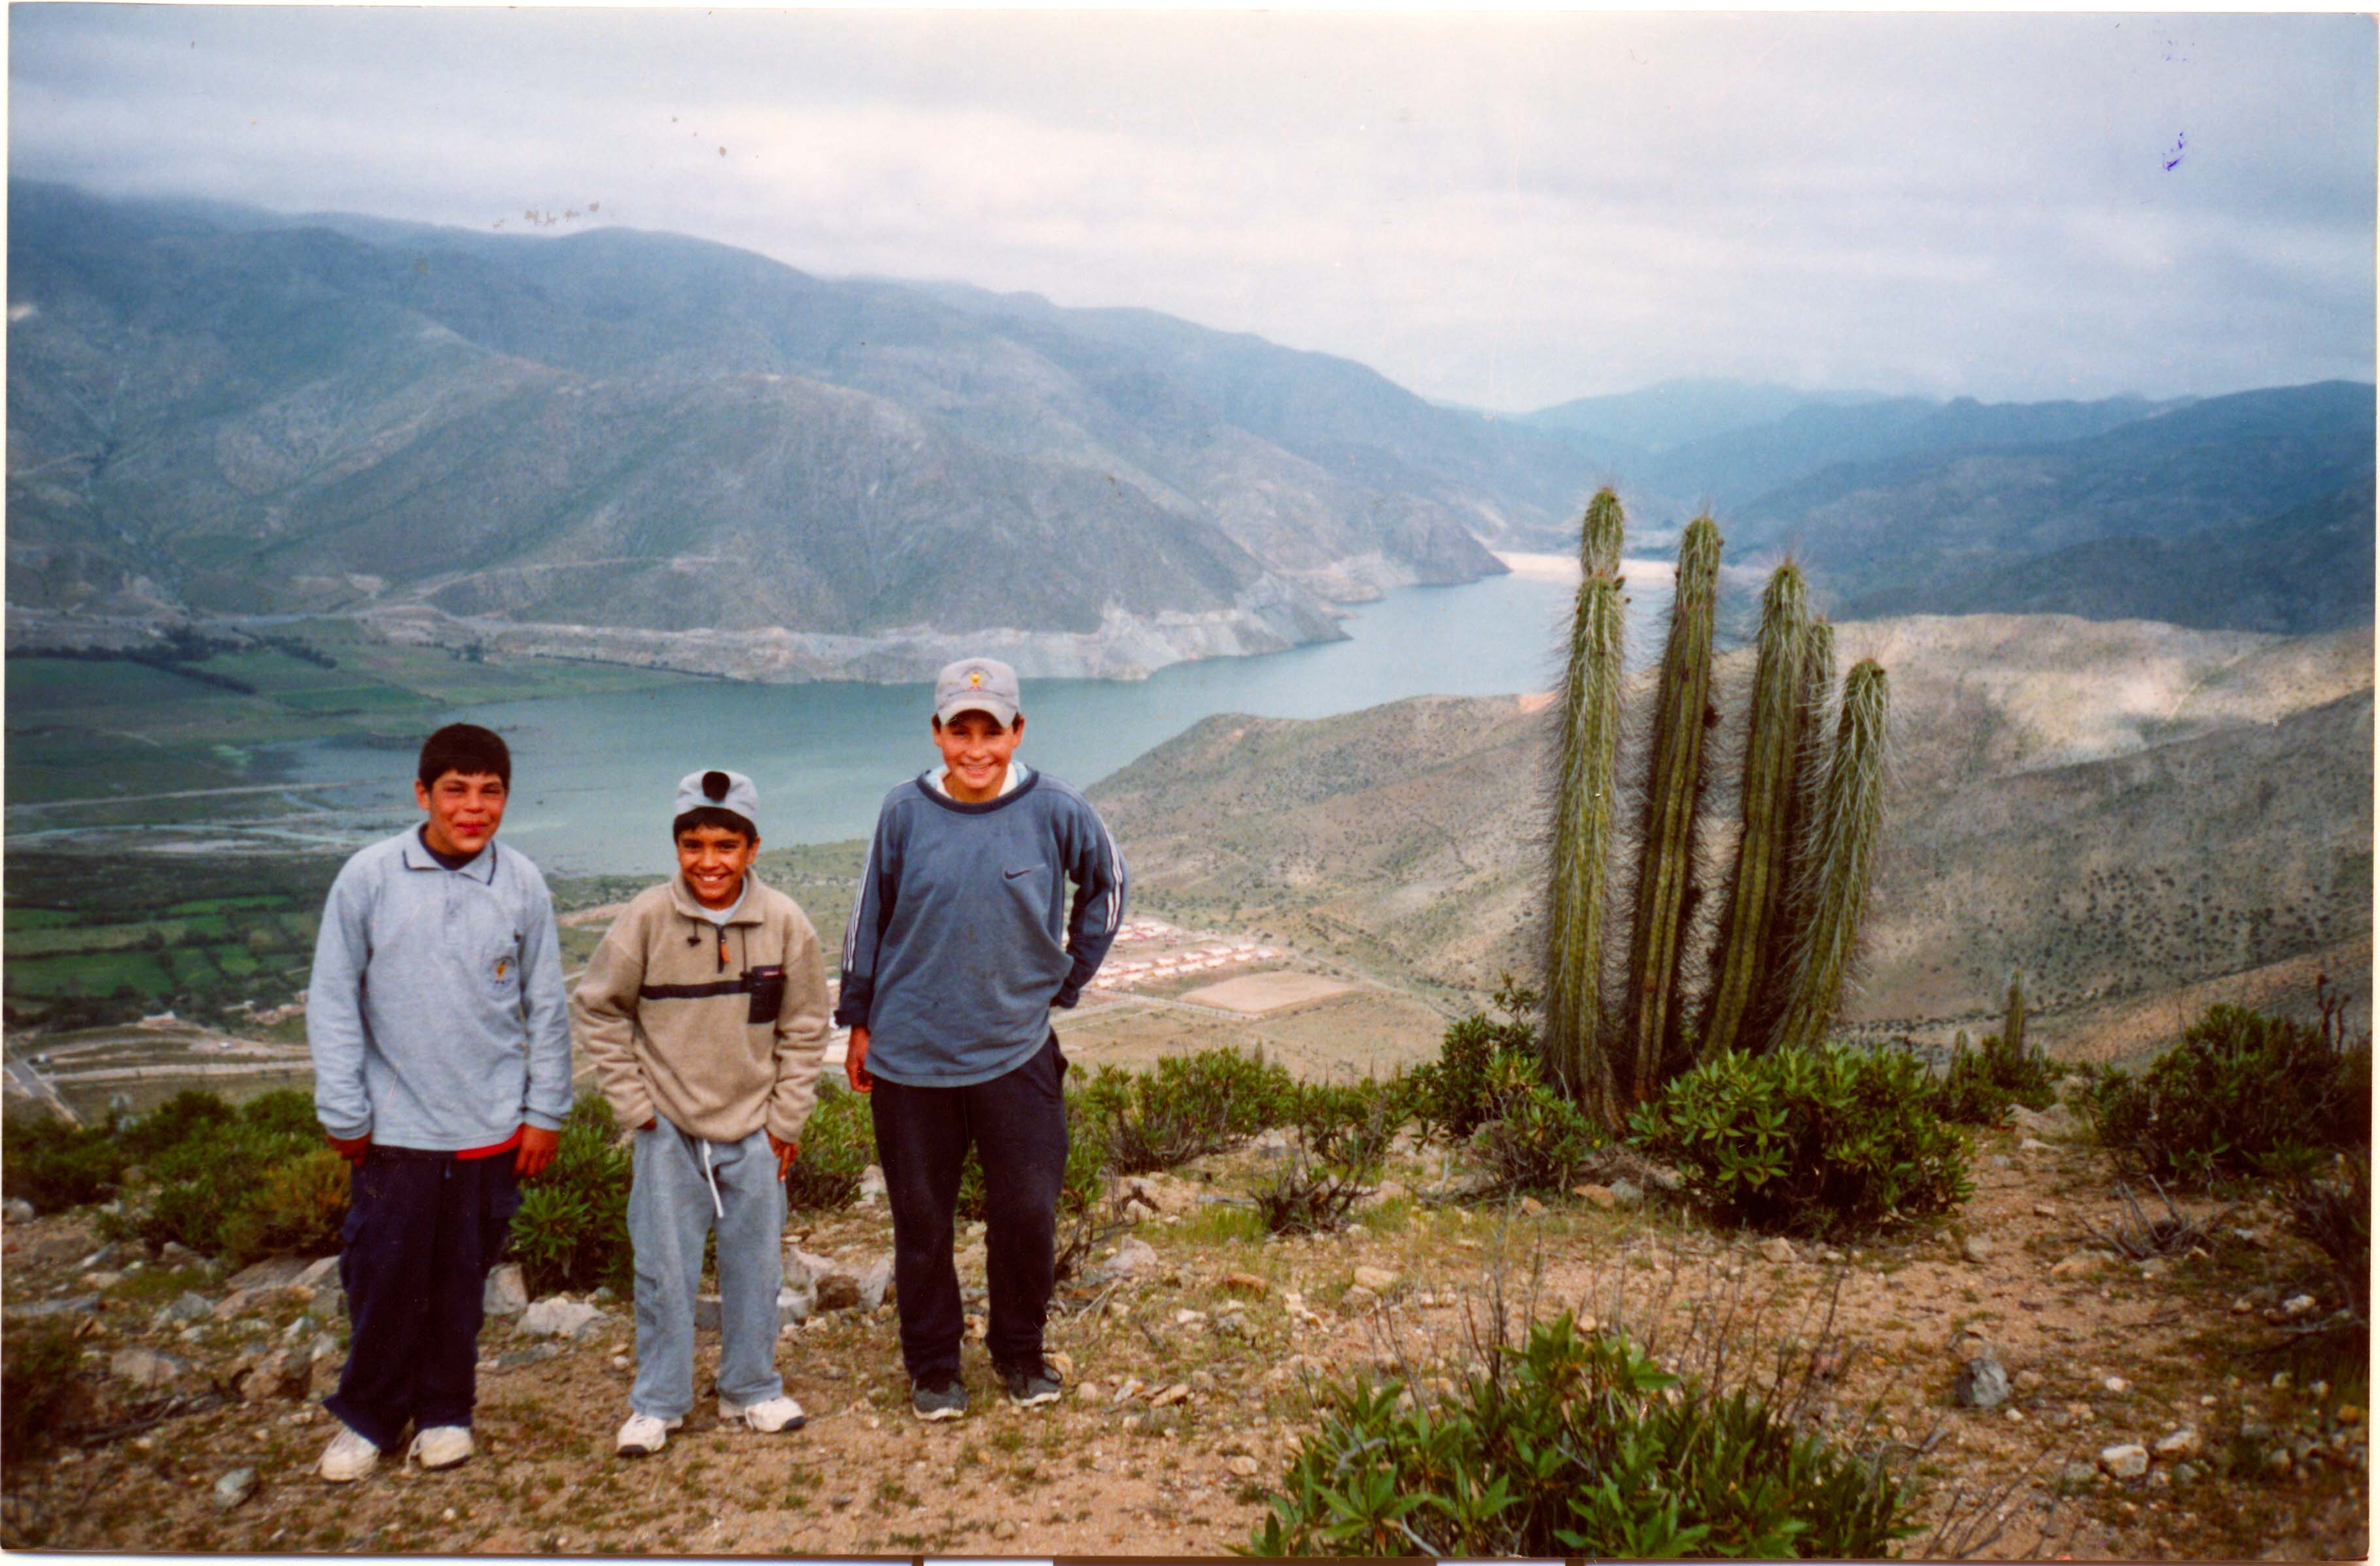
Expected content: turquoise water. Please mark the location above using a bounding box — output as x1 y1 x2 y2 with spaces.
290 569 1674 874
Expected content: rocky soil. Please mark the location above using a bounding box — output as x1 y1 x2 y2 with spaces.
1 1111 2366 1559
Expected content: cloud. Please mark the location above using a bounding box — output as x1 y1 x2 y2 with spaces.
9 7 2371 408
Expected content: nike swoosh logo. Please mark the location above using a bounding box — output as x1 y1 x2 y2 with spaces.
1004 866 1040 880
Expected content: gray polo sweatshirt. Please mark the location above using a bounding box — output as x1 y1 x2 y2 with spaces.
307 828 574 1149
835 766 1127 1087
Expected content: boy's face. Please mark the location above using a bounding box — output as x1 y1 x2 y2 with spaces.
931 709 1024 802
414 770 508 858
676 823 760 909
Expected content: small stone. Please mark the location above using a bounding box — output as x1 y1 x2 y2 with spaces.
239 1349 312 1402
1227 1455 1260 1477
2017 1137 2051 1152
2032 1203 2059 1217
1607 1179 1644 1206
1953 1354 2010 1410
2271 1370 2293 1389
213 1468 257 1510
157 1291 213 1325
1518 1196 1545 1217
1573 1184 1617 1210
111 1347 192 1390
2049 1252 2107 1281
1351 1266 1397 1292
2154 1427 2201 1459
2137 1257 2169 1279
1103 1237 1161 1281
2264 1447 2293 1473
1221 1272 1270 1296
1123 1198 1160 1223
2 1199 33 1224
158 1241 201 1267
1647 1166 1683 1192
1112 1376 1144 1404
1149 1383 1189 1407
1074 1382 1100 1404
2098 1444 2150 1479
78 1270 124 1291
518 1298 604 1339
2171 1461 2201 1484
2281 1294 2319 1319
1175 1309 1207 1327
857 1165 888 1203
6 1294 99 1321
992 1518 1019 1542
2057 1461 2099 1489
1961 1235 1993 1264
1757 1237 1796 1265
2103 1376 2129 1394
483 1264 529 1317
2337 1404 2360 1425
1339 1285 1380 1313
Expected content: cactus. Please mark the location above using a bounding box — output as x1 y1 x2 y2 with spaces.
2001 969 2027 1062
1541 489 1628 1122
1697 561 1810 1061
1744 616 1837 1052
1619 514 1723 1101
1774 658 1890 1054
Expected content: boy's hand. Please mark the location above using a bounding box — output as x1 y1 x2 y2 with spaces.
514 1125 560 1179
325 1131 372 1166
768 1131 798 1179
845 1026 873 1093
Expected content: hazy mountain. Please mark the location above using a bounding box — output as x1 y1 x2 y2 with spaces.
1517 378 1887 459
1094 618 2373 1041
1882 476 2376 633
1722 382 2375 612
6 183 1599 678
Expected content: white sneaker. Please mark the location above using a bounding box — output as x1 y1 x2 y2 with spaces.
317 1424 380 1483
615 1411 683 1456
717 1392 807 1433
407 1425 474 1470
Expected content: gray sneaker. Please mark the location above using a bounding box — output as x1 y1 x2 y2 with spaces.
998 1359 1063 1409
910 1375 969 1421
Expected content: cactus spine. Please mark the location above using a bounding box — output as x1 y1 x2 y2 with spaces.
1697 561 1810 1061
1620 514 1723 1100
1774 657 1890 1054
1541 489 1627 1121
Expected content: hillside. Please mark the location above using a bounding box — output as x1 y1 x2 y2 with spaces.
1091 615 2373 1050
5 183 1598 679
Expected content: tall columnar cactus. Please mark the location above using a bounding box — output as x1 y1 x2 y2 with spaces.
2001 968 2027 1059
1541 489 1628 1122
1696 561 1810 1061
1774 657 1891 1054
1745 616 1837 1052
1620 514 1723 1101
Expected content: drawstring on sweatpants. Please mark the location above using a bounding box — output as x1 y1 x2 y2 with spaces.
699 1138 725 1219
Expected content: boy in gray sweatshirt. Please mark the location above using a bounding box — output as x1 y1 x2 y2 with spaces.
306 724 573 1482
837 657 1127 1419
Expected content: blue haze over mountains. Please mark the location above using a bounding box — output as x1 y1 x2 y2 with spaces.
7 182 2371 654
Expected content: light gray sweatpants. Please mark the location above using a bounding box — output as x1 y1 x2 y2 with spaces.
628 1121 785 1420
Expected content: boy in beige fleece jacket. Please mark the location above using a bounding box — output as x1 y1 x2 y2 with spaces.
573 769 831 1457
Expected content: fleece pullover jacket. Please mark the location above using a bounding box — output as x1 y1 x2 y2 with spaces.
835 766 1127 1088
307 829 574 1150
573 871 832 1144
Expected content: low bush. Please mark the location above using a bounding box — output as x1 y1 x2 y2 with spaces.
222 1145 351 1266
1631 1044 1969 1237
508 1092 633 1296
2 1114 131 1211
1929 1029 2059 1126
786 1081 875 1211
1246 1311 1914 1557
2281 1153 2368 1322
2079 1003 2371 1186
1086 1047 1298 1175
1 1319 88 1465
1410 982 1539 1143
1472 1073 1601 1194
239 1087 328 1141
105 1116 321 1256
120 1088 240 1159
1294 1075 1411 1169
1250 1149 1373 1236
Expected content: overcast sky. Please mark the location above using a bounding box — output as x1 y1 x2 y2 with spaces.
10 7 2373 410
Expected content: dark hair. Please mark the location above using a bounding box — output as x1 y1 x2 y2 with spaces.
417 723 511 790
673 806 756 843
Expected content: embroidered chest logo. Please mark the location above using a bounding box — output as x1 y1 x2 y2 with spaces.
493 955 514 986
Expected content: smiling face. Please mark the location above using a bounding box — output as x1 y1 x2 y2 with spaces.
931 709 1025 803
413 769 508 858
676 823 760 910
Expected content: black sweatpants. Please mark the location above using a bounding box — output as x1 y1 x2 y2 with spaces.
869 1033 1068 1384
325 1146 521 1450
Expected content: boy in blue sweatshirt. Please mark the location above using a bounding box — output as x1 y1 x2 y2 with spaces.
306 724 573 1480
837 657 1127 1419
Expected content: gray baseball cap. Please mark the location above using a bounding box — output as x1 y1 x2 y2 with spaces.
934 656 1022 727
673 768 760 838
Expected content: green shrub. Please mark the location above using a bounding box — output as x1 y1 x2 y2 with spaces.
2 1115 131 1211
1412 985 1539 1143
120 1088 239 1159
105 1118 319 1256
222 1146 352 1266
1294 1075 1412 1168
239 1088 326 1141
2281 1154 2368 1321
1 1319 88 1465
1088 1048 1298 1175
1929 1030 2058 1126
508 1092 633 1296
1473 1075 1601 1194
1246 1311 1913 1557
786 1081 876 1211
1632 1044 1969 1237
2080 1004 2370 1186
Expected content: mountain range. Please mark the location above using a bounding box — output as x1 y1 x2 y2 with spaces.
7 183 2371 678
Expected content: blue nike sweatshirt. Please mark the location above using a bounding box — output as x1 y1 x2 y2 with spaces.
835 765 1128 1087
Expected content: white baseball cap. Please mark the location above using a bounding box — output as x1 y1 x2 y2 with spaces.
673 768 760 838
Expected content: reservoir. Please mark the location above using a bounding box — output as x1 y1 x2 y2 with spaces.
289 561 1675 874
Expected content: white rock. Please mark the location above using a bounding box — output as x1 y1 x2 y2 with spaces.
519 1298 604 1339
3 1198 34 1224
111 1347 193 1390
1351 1266 1397 1292
2098 1444 2150 1479
1104 1237 1161 1280
213 1468 257 1510
156 1291 213 1325
482 1263 529 1317
778 1274 816 1325
2282 1293 2319 1319
1607 1179 1644 1206
857 1165 888 1203
2154 1427 2201 1459
1962 1235 1994 1264
2103 1376 2129 1393
858 1255 894 1311
1757 1237 1796 1265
